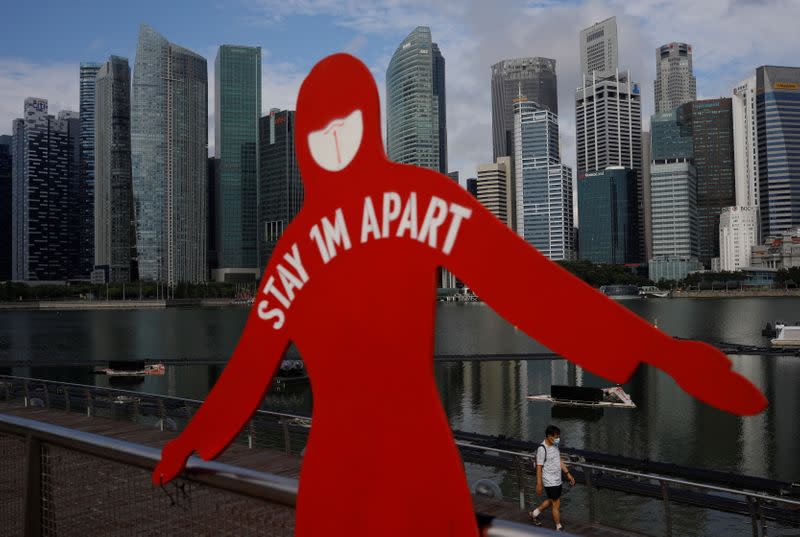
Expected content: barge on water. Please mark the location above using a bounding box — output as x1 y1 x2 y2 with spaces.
527 385 636 409
94 360 165 376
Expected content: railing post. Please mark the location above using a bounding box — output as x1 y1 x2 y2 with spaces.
85 388 93 417
514 455 526 510
42 383 50 408
282 421 291 454
585 467 597 524
24 380 29 407
756 498 767 537
747 496 758 537
23 435 42 537
248 420 255 449
158 399 166 431
659 479 672 537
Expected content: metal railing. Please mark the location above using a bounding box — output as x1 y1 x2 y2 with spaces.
2 375 799 537
459 441 800 537
0 381 563 537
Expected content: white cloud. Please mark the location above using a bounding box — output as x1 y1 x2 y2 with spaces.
5 0 800 198
0 60 79 135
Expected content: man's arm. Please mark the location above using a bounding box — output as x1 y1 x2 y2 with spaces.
434 180 766 416
535 464 543 496
153 313 290 485
560 460 575 486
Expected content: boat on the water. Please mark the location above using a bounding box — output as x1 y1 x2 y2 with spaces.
639 285 670 298
527 385 636 409
771 324 800 348
599 285 641 300
763 321 799 338
94 360 165 377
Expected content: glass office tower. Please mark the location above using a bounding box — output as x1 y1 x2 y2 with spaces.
131 24 208 285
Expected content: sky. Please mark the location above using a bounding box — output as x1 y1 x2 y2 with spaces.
1 0 798 182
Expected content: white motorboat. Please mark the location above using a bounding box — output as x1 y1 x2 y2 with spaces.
771 324 800 348
639 286 670 298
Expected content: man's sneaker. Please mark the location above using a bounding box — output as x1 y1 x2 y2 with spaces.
556 525 565 532
528 512 542 526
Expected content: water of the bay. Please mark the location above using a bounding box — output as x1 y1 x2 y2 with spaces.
1 298 798 536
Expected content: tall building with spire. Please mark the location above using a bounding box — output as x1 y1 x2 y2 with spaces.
654 42 696 114
131 24 208 285
386 26 447 174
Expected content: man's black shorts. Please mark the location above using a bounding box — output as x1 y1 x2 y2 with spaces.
544 485 562 500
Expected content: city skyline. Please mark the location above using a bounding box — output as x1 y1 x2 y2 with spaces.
0 1 796 182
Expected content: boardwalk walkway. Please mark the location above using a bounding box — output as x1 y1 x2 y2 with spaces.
0 402 649 536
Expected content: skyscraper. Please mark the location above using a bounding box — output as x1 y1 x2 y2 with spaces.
207 157 220 276
686 98 735 268
386 26 447 173
431 42 447 175
719 206 759 271
258 109 302 269
575 71 643 260
578 167 639 264
466 178 478 198
0 135 11 281
94 56 134 284
725 75 761 266
580 17 618 79
78 62 102 280
756 66 800 239
476 156 511 227
11 99 76 281
642 129 653 261
732 76 760 210
514 99 574 260
649 108 700 281
491 57 558 161
214 45 261 282
654 42 696 114
131 24 208 285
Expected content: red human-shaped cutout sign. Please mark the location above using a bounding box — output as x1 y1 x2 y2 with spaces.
153 53 767 536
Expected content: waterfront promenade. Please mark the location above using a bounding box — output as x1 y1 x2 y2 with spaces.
0 401 649 536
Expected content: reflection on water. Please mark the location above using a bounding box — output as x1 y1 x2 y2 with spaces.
1 299 798 484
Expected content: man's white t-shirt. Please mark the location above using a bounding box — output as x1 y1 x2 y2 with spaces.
535 440 562 487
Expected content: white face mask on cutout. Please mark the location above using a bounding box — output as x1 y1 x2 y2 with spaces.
307 109 364 172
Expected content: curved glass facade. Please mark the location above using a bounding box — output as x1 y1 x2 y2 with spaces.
386 26 446 173
131 24 208 285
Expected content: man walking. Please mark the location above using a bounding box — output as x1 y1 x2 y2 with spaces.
530 425 575 532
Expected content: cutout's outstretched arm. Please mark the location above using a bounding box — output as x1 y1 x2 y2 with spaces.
152 315 290 485
442 193 766 416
